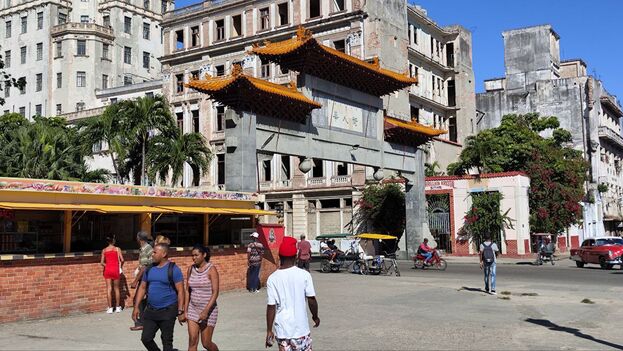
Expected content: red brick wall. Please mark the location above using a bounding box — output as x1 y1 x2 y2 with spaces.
453 239 470 256
570 235 580 249
0 247 279 323
524 239 531 254
504 240 518 256
557 236 567 253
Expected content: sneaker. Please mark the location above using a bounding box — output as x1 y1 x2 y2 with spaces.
115 306 122 313
106 307 114 314
491 290 497 295
254 289 260 294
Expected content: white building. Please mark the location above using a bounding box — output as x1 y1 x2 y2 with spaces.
0 0 169 117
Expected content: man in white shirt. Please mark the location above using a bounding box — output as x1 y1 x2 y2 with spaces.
266 236 320 351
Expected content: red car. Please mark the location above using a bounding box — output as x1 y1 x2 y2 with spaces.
570 237 623 269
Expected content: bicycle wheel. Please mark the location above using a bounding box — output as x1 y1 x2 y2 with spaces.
321 260 330 273
394 261 401 277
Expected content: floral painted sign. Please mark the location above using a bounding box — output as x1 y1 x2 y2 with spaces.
0 178 257 202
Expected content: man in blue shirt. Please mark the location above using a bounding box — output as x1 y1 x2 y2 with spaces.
132 243 185 351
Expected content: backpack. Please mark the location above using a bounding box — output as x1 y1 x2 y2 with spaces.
144 262 178 296
482 242 495 265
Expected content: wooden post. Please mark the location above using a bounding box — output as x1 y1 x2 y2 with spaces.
63 210 72 253
251 215 256 229
139 213 152 235
203 214 210 246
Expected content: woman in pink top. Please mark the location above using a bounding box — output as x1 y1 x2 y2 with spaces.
100 235 124 314
184 245 220 351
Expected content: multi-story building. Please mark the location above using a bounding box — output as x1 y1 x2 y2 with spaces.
406 6 475 171
159 0 474 238
476 25 623 242
0 0 169 117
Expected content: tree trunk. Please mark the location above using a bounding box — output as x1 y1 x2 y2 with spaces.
141 137 146 186
110 152 121 184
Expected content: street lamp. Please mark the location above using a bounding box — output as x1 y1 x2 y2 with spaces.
299 157 313 174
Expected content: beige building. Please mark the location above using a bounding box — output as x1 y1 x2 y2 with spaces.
0 0 169 117
156 0 474 238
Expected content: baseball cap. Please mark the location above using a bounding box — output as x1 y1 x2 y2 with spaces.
250 232 259 238
279 236 298 257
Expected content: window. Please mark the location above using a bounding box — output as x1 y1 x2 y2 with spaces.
5 20 11 38
277 3 288 26
18 77 25 94
259 8 270 30
77 40 86 56
262 160 272 181
411 106 419 123
332 0 344 12
55 41 62 57
449 115 457 142
4 50 10 68
143 0 149 9
5 0 10 7
175 30 184 50
333 39 345 53
56 72 62 88
161 0 167 14
216 153 225 185
280 155 291 179
312 158 324 178
37 12 43 30
80 15 89 23
58 13 67 24
191 26 200 46
110 98 117 104
35 73 42 91
143 22 150 39
36 42 43 60
123 75 132 85
215 20 224 41
176 111 183 130
190 70 199 80
103 15 110 28
231 15 242 37
20 46 26 64
215 105 225 131
142 51 150 69
431 75 435 95
215 65 225 76
192 109 199 133
175 74 184 93
76 71 86 87
102 74 108 89
123 46 131 64
4 81 10 98
56 104 62 115
35 104 42 116
309 0 321 18
102 43 109 59
20 16 27 34
19 107 25 116
146 92 154 98
76 102 85 111
124 16 131 34
260 63 271 78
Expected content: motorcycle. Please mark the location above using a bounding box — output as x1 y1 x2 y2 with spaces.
413 249 447 271
536 245 555 266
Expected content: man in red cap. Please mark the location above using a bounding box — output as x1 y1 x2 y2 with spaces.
265 236 320 351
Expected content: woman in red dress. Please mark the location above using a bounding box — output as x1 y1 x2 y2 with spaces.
100 235 124 314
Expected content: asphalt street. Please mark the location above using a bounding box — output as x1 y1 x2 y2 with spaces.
1 261 622 350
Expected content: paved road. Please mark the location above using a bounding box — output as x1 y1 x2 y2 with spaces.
1 262 622 350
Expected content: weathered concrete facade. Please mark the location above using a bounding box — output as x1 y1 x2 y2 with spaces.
0 0 167 117
476 25 623 241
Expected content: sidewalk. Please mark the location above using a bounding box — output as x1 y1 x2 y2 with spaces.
443 253 570 265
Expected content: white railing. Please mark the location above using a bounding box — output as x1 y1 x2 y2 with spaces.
331 175 351 184
307 177 327 186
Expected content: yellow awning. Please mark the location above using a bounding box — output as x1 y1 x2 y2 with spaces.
223 208 276 216
0 202 105 212
95 205 177 213
156 206 275 216
356 233 398 240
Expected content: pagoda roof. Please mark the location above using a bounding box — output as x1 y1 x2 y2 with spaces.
384 116 446 147
186 64 321 122
250 27 417 97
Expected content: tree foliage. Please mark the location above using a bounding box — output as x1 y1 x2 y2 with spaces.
0 114 108 182
356 182 406 239
461 191 513 247
448 113 587 235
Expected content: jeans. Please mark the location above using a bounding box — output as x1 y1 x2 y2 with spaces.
421 252 433 262
141 303 177 351
297 259 310 271
484 262 496 292
247 264 261 291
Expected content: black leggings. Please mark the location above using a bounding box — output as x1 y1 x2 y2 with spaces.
141 304 177 351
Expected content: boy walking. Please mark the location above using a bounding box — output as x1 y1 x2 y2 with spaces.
479 235 499 295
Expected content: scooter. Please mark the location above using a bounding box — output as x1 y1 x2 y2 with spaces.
413 249 447 271
536 246 555 265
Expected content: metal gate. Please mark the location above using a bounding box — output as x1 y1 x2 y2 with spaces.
426 194 452 253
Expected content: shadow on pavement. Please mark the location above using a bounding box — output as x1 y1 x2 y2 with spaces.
459 286 486 293
515 261 536 266
525 318 623 350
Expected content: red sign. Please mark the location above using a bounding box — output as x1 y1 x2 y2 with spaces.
255 224 284 250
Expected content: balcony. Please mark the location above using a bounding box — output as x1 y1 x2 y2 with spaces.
51 22 114 40
61 107 105 123
598 126 623 151
408 47 455 74
259 179 292 191
331 175 351 185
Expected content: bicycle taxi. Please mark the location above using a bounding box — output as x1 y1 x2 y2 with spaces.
315 233 360 273
355 233 401 276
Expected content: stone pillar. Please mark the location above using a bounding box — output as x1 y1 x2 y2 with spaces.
404 149 427 257
225 110 258 193
203 214 210 246
292 194 307 238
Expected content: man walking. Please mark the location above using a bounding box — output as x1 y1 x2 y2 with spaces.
297 235 312 271
479 235 500 295
247 232 265 293
132 243 185 351
266 236 320 350
130 231 153 331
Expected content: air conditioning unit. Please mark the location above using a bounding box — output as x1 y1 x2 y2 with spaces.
240 228 256 245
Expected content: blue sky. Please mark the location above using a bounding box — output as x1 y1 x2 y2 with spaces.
175 0 623 100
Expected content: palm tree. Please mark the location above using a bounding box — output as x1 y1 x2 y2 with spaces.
147 131 211 187
78 104 126 183
118 95 176 185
